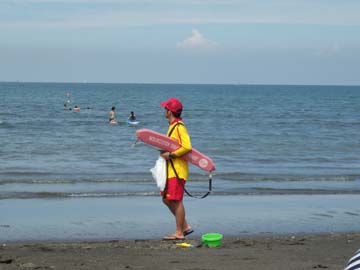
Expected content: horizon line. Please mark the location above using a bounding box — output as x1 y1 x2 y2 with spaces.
0 81 359 87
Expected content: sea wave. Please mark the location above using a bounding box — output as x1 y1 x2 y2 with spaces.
0 191 158 200
217 173 360 182
1 188 360 200
0 173 359 185
0 178 153 185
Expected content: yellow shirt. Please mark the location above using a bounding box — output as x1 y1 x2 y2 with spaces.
167 119 192 180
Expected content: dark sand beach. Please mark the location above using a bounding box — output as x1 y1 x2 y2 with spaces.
1 233 359 270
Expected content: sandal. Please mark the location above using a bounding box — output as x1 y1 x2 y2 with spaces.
183 229 194 236
163 234 185 241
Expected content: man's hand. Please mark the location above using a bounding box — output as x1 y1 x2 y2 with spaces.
160 151 172 160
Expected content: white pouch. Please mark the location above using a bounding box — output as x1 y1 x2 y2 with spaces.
150 157 167 191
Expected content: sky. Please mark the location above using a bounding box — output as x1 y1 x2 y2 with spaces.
0 0 359 85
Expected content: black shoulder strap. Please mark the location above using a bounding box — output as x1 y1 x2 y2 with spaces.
169 159 212 199
168 122 184 137
167 122 212 199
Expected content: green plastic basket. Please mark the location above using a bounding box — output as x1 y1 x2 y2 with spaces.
201 233 223 247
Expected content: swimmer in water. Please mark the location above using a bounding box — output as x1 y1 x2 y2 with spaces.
128 111 136 120
109 106 116 122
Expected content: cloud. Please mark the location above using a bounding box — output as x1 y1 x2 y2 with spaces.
176 29 218 51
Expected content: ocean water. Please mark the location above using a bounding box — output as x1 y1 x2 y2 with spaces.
1 82 360 199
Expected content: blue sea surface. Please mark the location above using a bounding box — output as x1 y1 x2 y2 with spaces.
0 82 360 199
1 82 360 241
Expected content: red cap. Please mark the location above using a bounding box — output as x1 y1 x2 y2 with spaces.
160 97 183 113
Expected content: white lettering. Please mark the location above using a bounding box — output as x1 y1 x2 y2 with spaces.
149 136 170 147
199 158 209 169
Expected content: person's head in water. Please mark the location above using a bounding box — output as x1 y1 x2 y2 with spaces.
112 106 116 111
129 111 136 120
160 97 183 119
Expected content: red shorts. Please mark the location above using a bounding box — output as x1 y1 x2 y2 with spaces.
161 177 185 201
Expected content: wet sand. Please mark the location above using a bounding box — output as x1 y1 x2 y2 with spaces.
2 195 360 242
1 233 359 270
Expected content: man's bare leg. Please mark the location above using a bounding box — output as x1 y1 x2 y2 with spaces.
163 199 191 236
